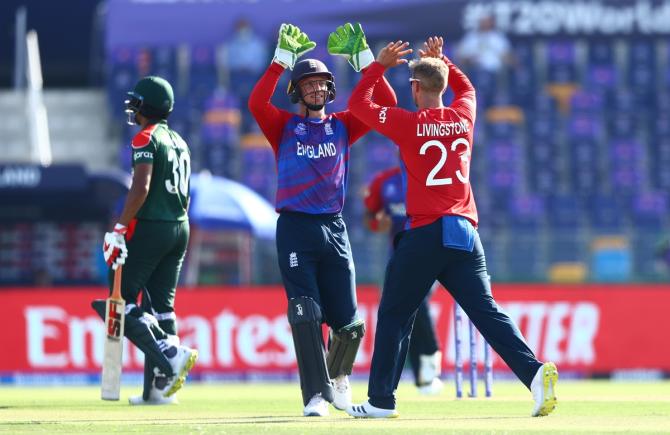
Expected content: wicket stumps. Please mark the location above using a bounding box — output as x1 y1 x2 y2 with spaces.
453 303 493 398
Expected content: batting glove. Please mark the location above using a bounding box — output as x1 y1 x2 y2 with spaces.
103 223 128 270
273 23 316 70
327 22 375 72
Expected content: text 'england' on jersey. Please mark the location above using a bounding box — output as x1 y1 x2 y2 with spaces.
275 115 350 214
131 121 191 222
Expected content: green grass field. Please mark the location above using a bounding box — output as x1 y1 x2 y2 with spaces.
1 380 669 434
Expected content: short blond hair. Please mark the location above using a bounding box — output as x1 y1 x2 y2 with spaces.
409 58 449 93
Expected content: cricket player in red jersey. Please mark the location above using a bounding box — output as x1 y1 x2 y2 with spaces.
345 37 558 418
248 23 397 417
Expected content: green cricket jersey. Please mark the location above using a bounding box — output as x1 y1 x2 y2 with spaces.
131 120 190 221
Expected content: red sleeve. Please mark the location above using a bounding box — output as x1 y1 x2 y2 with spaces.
442 55 476 125
364 172 386 214
339 71 398 145
248 62 293 153
347 62 416 144
370 73 397 107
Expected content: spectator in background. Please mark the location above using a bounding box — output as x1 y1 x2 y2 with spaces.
456 14 513 74
226 18 268 124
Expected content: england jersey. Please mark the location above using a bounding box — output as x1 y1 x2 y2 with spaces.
349 57 478 229
249 62 397 214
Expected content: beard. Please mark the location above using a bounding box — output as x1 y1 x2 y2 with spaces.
303 90 328 112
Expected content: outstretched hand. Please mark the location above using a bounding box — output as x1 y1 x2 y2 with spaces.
418 36 444 59
376 41 413 69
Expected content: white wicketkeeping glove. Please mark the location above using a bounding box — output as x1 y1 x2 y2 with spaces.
273 23 316 70
103 223 128 270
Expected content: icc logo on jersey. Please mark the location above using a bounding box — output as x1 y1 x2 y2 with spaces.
294 123 307 135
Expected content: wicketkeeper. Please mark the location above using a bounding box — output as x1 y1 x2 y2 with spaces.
248 22 395 416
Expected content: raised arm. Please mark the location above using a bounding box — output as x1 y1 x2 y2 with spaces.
420 35 476 124
442 55 476 124
370 73 397 107
347 41 415 144
248 23 316 152
341 70 398 144
248 62 292 152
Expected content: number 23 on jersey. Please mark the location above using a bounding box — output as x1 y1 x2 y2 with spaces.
419 138 471 186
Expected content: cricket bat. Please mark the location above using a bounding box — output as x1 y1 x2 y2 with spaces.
101 266 125 400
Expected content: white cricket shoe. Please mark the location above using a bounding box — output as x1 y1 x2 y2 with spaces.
417 377 444 395
154 345 198 398
128 372 179 406
347 401 398 419
331 375 351 410
531 362 558 417
303 393 329 417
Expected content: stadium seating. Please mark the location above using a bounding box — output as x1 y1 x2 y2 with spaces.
545 39 579 83
105 36 670 282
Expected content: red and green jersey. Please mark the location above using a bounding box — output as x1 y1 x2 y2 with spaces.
131 120 190 221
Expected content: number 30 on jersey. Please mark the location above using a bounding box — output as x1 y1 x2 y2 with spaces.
166 148 191 196
419 138 471 186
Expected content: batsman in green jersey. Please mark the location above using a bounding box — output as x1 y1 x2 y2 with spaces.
94 76 198 405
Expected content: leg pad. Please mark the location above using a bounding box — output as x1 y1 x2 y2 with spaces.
288 296 334 405
327 319 365 378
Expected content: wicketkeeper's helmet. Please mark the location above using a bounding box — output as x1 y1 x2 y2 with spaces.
287 59 336 105
125 76 174 125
